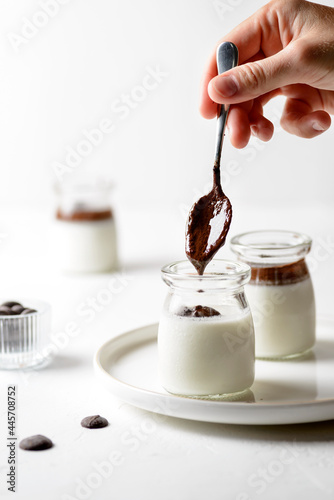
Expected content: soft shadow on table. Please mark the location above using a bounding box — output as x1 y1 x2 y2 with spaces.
167 418 334 443
124 404 334 443
40 354 87 371
314 339 334 361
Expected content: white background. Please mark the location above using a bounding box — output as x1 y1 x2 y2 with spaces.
0 0 333 215
1 2 334 499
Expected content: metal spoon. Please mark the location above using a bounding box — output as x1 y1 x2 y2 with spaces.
185 42 239 275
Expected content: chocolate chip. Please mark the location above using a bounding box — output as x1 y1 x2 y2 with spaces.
180 305 220 318
0 305 13 316
81 415 109 429
19 435 53 451
0 302 38 316
21 308 37 315
2 301 22 308
11 305 25 315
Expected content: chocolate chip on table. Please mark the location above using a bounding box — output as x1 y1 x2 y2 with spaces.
2 301 22 308
81 415 109 429
19 435 53 451
21 308 37 315
180 305 221 318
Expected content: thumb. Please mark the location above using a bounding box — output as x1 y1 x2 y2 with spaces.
208 47 297 104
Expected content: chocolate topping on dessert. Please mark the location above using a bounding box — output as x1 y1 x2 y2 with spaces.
56 204 112 222
250 260 310 286
185 166 232 275
180 305 220 318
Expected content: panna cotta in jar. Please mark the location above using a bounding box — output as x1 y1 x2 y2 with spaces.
231 230 316 359
52 180 118 273
158 260 255 397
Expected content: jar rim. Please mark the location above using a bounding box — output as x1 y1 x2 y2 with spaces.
230 230 312 265
161 259 250 290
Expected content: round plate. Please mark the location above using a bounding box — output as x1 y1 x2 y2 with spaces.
94 317 334 425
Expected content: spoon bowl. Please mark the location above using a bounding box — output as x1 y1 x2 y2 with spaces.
186 168 232 276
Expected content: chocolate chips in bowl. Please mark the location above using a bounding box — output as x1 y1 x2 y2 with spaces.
0 299 51 370
0 301 37 316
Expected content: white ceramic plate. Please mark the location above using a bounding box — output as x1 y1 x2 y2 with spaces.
94 317 334 425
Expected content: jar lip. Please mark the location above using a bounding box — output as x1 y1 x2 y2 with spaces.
161 259 250 288
230 230 312 264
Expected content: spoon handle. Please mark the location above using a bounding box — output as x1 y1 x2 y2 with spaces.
214 42 239 169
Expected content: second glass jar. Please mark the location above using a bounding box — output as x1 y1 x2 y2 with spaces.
230 230 316 359
52 180 118 273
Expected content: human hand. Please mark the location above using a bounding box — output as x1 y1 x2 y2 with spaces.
200 0 334 148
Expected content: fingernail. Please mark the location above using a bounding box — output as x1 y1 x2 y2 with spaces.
213 76 237 97
250 125 259 137
312 122 326 131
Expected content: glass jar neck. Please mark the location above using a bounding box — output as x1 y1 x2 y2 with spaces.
55 180 113 220
161 260 251 293
230 230 312 267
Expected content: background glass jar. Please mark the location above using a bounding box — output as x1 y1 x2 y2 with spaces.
52 179 118 273
158 260 255 398
230 230 316 359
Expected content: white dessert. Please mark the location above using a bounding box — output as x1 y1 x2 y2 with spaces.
245 277 315 358
51 218 118 273
158 311 255 396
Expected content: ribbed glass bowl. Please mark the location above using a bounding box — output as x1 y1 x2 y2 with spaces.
0 299 51 370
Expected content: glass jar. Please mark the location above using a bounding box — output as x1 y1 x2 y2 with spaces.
52 179 118 273
230 230 316 359
158 260 255 398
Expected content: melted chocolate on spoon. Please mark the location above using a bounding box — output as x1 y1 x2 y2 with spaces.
185 165 232 275
185 42 238 275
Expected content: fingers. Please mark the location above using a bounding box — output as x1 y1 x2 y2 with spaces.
226 84 331 147
281 100 331 137
249 101 274 142
208 45 299 106
226 100 274 148
227 106 251 149
279 84 331 137
199 70 218 119
199 6 266 119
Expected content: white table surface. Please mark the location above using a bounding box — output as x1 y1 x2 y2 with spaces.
1 204 334 500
